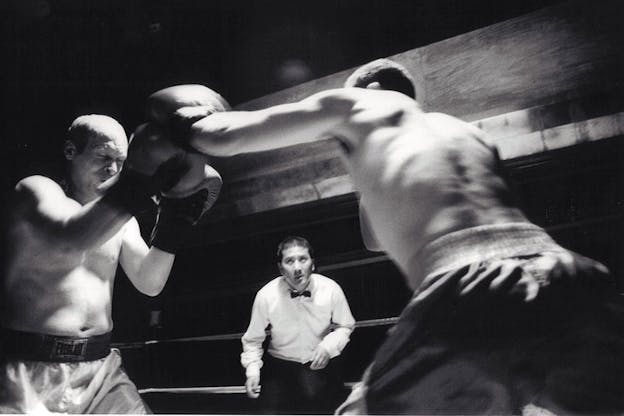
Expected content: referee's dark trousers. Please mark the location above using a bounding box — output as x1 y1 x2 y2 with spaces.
259 354 345 414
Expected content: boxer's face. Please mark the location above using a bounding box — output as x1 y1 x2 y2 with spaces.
66 133 128 202
279 245 314 291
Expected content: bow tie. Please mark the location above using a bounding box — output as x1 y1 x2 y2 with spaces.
290 290 311 298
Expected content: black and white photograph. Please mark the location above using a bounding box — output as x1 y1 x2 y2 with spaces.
1 0 624 413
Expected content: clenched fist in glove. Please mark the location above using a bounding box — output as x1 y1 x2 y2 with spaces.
118 84 228 220
126 122 222 200
146 84 231 144
105 154 190 218
150 187 218 254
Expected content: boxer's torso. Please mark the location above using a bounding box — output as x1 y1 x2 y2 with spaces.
339 101 528 288
2 189 127 337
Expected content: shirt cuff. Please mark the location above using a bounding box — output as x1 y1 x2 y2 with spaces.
245 362 261 378
318 340 340 359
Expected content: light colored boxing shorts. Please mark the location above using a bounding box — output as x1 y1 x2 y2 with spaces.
0 349 149 414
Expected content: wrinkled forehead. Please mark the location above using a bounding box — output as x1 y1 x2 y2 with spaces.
87 133 128 156
281 245 311 259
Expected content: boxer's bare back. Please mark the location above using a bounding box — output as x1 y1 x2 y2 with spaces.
187 87 528 287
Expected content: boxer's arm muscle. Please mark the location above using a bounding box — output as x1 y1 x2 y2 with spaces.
188 89 357 157
119 218 174 296
13 175 132 252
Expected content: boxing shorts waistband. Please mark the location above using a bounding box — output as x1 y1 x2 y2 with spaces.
0 328 111 362
415 222 561 282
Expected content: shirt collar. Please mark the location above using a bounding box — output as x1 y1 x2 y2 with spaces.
281 274 315 295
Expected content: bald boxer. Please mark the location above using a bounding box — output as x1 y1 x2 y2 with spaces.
0 114 220 413
154 59 624 414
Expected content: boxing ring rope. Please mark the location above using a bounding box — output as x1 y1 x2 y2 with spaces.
121 212 624 395
113 251 395 351
116 254 400 395
317 254 390 273
138 383 360 395
119 210 624 396
114 316 398 395
112 316 399 350
139 386 248 395
115 209 623 352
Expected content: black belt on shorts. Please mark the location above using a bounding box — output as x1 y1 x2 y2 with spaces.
0 328 111 362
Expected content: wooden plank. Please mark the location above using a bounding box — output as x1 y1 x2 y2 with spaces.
236 0 624 118
204 110 624 220
420 1 624 120
201 0 624 221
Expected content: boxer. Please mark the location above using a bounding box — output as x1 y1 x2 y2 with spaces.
1 88 225 413
148 60 624 414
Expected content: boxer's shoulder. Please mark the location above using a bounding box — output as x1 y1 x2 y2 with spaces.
11 175 80 221
312 88 415 114
15 175 63 194
13 175 70 207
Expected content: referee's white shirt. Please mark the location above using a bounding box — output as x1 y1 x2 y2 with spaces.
241 274 355 378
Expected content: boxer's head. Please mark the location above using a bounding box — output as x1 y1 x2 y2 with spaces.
345 58 416 99
64 114 128 202
277 236 315 292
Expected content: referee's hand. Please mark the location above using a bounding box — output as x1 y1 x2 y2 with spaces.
310 346 330 370
245 375 261 398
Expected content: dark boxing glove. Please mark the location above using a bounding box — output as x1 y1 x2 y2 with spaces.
105 155 188 218
149 186 220 254
125 122 223 199
110 84 226 219
146 84 230 146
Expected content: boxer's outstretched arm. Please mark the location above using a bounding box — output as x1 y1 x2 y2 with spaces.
187 89 359 157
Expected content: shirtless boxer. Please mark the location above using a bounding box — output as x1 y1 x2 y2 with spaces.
0 109 222 413
146 60 624 414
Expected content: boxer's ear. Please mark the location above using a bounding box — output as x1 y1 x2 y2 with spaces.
64 140 76 160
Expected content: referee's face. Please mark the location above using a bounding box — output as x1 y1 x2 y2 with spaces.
279 245 314 292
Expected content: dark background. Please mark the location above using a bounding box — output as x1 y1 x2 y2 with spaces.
3 0 564 186
7 1 624 413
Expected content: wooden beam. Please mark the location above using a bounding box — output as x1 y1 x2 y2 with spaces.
200 0 624 222
237 0 624 119
204 106 624 222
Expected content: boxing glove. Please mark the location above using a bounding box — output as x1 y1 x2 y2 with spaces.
105 155 188 218
125 122 222 200
146 84 230 138
150 188 216 254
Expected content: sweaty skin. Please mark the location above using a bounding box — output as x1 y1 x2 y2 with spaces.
2 123 175 337
187 88 527 288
